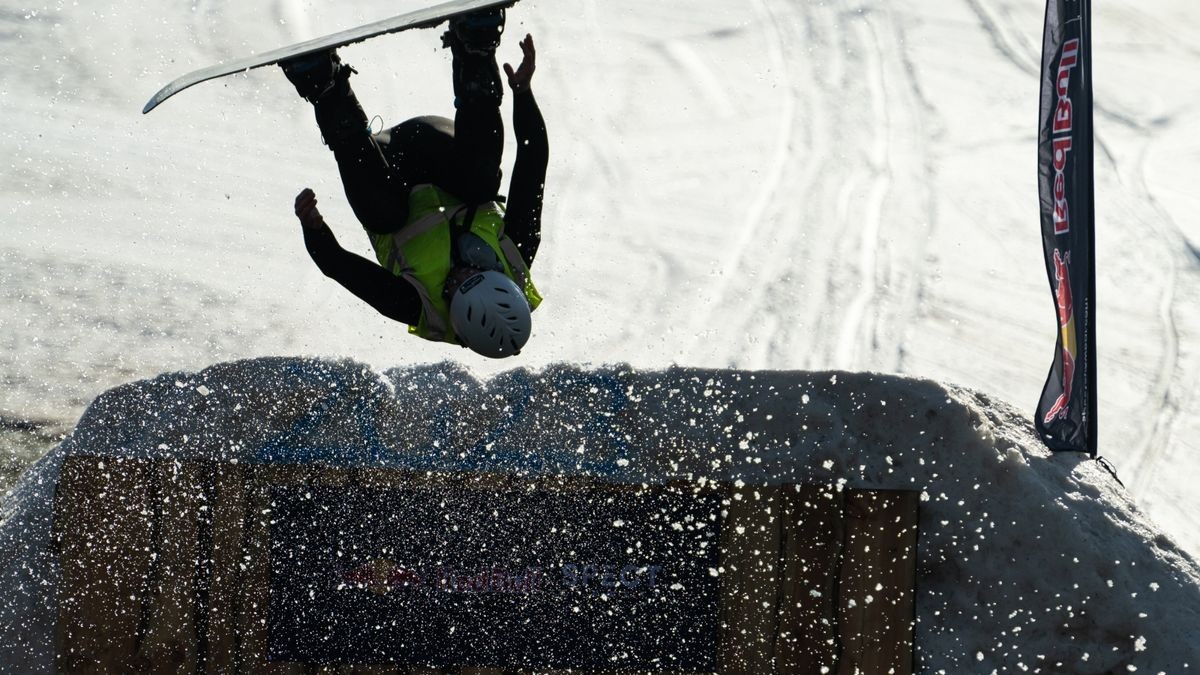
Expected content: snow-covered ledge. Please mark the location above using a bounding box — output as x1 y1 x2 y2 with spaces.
1 358 1197 672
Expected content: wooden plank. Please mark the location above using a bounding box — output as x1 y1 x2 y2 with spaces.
133 460 205 673
775 484 844 674
836 489 919 675
717 485 782 674
54 456 156 674
233 465 306 675
206 461 249 675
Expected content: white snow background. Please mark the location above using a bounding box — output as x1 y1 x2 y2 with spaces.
0 0 1198 618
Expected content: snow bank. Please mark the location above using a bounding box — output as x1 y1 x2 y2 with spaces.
1 357 1197 672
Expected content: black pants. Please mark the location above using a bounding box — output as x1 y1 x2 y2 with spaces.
315 52 504 235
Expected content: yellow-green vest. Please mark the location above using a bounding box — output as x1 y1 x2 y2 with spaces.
367 183 542 343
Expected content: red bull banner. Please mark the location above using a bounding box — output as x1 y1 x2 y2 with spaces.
268 483 722 668
1036 0 1097 454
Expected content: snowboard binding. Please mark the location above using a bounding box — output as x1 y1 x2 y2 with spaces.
280 50 356 104
280 49 368 148
441 7 506 56
440 8 506 108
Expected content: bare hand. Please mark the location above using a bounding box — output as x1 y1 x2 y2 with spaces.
503 34 536 93
294 188 325 231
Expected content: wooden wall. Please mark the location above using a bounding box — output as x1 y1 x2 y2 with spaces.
52 456 918 674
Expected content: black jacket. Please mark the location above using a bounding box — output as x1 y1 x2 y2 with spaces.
303 90 548 326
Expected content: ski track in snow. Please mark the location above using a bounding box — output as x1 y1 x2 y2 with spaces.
1123 138 1197 503
1096 8 1200 522
717 0 932 375
677 0 924 373
965 0 1041 76
831 12 891 370
852 3 935 374
679 0 796 367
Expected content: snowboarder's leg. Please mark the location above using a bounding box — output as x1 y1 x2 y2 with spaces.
439 9 506 205
371 16 507 209
281 51 404 233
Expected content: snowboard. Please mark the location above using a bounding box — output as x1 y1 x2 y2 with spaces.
142 0 518 114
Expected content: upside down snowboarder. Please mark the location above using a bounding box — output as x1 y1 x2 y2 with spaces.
284 8 546 358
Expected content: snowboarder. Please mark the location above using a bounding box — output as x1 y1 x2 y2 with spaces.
284 9 546 358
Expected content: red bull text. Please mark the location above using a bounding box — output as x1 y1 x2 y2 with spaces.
1052 39 1079 235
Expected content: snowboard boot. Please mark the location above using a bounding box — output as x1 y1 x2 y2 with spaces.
280 49 356 104
441 10 505 109
442 7 506 56
279 50 369 149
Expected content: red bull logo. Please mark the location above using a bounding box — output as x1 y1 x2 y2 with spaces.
1044 249 1077 425
339 560 665 596
341 559 544 595
341 558 423 596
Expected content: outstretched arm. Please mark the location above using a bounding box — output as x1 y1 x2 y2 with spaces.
503 35 548 266
295 189 423 326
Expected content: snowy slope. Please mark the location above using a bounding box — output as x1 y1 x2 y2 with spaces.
1 0 1198 561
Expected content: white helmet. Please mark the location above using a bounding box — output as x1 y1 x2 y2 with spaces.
449 270 532 358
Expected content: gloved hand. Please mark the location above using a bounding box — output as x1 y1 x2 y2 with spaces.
294 188 326 231
503 34 536 94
